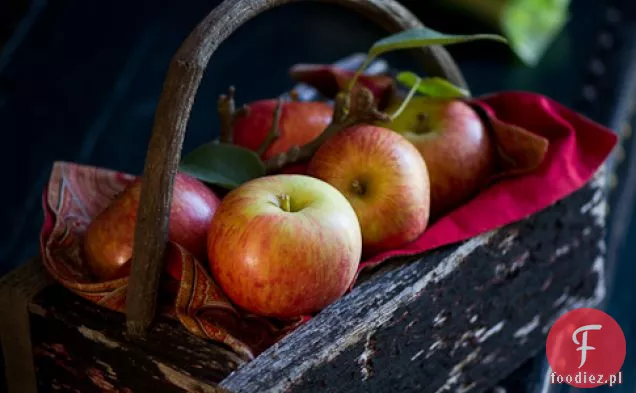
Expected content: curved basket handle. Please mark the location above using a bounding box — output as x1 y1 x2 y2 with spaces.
125 0 467 336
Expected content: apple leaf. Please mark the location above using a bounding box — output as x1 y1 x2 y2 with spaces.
348 27 507 91
368 28 508 59
179 142 266 189
396 71 470 98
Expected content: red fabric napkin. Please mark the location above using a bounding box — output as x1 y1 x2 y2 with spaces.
39 90 617 360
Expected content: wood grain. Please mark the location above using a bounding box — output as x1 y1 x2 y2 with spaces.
126 0 466 337
29 285 238 393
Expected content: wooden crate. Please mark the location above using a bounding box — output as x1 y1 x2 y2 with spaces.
0 0 613 391
0 167 608 393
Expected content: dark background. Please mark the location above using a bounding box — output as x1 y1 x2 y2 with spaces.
1 0 635 392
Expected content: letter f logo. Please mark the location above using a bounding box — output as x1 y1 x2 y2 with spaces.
572 324 602 368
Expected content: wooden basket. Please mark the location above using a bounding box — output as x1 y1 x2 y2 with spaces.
0 0 608 392
124 0 467 336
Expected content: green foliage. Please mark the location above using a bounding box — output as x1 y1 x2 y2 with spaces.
368 28 507 59
396 72 470 98
179 142 266 189
349 27 507 90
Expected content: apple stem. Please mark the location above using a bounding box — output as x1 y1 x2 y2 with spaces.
351 179 366 195
217 87 252 144
278 193 292 212
346 54 376 92
389 76 421 121
218 86 236 143
289 89 300 102
263 88 390 173
257 98 284 156
234 104 250 119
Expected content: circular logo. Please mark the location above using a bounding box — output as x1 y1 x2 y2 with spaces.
546 308 626 388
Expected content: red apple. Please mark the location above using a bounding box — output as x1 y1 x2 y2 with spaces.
307 125 430 254
83 173 221 281
207 174 362 318
384 96 495 218
232 100 333 160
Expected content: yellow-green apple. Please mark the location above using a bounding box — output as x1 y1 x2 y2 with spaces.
306 125 430 255
83 173 221 281
232 100 333 160
207 174 362 318
383 96 495 218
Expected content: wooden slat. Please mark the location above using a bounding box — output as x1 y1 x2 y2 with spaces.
0 257 53 393
28 286 240 393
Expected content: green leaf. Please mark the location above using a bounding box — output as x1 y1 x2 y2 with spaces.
368 27 508 59
396 72 470 98
179 142 266 189
437 0 570 66
501 0 570 66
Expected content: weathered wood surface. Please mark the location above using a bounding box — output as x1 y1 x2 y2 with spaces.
220 169 608 393
28 285 240 393
1 168 607 393
0 257 53 393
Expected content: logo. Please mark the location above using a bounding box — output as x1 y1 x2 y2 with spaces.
546 308 626 388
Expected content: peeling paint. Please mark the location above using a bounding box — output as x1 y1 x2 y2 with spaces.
434 349 480 393
156 362 219 393
580 187 607 227
476 321 505 343
482 353 498 365
410 350 425 362
543 256 605 334
457 382 476 393
86 367 116 391
426 339 444 359
552 293 568 308
497 231 519 255
28 303 47 317
514 315 540 339
555 245 571 258
357 333 376 381
511 251 529 270
433 310 447 327
598 238 607 254
95 360 118 379
77 326 121 349
452 332 474 353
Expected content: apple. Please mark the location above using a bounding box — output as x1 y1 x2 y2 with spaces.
83 173 221 281
207 174 362 318
289 64 395 109
307 125 430 254
383 96 495 218
232 100 333 160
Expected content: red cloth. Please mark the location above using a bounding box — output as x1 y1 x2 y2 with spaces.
39 91 617 359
